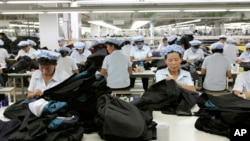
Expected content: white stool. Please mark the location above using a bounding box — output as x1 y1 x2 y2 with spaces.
0 87 16 103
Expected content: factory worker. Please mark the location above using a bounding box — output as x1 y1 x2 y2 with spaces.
183 40 204 64
16 40 37 60
238 43 250 62
70 42 92 65
55 37 66 52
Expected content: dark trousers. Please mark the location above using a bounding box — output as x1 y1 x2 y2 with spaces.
130 77 148 91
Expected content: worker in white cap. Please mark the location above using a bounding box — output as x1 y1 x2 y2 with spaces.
0 39 9 68
16 40 37 60
223 38 239 64
56 46 79 76
218 35 227 44
27 39 37 48
238 43 250 62
70 42 92 65
27 50 70 99
201 42 231 94
55 37 66 52
167 35 178 45
157 37 168 51
100 38 132 89
130 35 152 90
183 40 204 64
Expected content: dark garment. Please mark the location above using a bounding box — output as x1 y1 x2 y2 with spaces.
134 80 199 116
86 48 108 71
0 119 21 141
130 77 148 90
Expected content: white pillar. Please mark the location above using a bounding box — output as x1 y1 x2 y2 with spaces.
39 14 59 51
63 13 70 40
90 24 100 37
70 2 81 40
149 22 154 45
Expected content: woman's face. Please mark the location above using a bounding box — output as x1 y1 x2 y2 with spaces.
39 64 56 76
165 52 182 72
106 44 114 54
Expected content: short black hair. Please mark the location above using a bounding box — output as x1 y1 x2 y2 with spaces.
164 51 182 59
37 57 57 65
59 50 68 57
212 49 223 54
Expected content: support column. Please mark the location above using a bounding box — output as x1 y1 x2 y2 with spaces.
149 22 154 45
39 14 59 50
70 2 82 40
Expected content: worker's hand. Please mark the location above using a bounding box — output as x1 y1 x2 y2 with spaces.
80 61 85 65
33 89 43 97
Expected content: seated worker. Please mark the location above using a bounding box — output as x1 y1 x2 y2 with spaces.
218 35 227 45
157 37 168 51
130 35 152 90
56 46 79 76
27 39 38 50
201 43 231 94
232 70 250 99
16 40 37 60
237 43 250 63
183 40 204 64
156 44 196 92
70 42 92 65
27 50 70 99
55 37 66 52
0 39 9 67
100 38 132 89
223 38 239 64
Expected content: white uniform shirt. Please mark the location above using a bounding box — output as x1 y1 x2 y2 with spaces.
130 45 152 60
28 69 70 93
238 51 250 62
183 48 204 60
202 53 231 91
121 45 132 59
223 44 238 64
70 49 92 64
102 50 132 88
0 48 9 67
233 71 250 92
16 47 36 59
56 56 78 76
155 68 194 85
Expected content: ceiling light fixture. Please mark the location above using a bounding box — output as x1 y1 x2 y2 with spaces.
6 0 71 4
130 21 150 30
2 11 44 14
138 10 181 13
183 9 227 12
92 11 135 13
47 11 89 14
88 21 122 30
229 9 250 11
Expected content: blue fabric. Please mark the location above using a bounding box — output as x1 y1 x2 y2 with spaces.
48 118 63 130
105 38 120 46
35 50 60 60
161 44 184 56
42 101 67 114
74 42 85 49
205 100 218 108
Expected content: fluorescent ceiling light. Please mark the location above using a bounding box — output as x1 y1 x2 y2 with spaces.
9 24 39 28
130 21 150 30
47 11 89 14
138 10 181 13
2 12 44 14
183 9 227 12
6 0 71 4
92 11 134 13
229 9 250 11
88 21 122 30
176 19 201 25
22 22 40 25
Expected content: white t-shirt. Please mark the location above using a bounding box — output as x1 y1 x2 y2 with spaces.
70 49 92 64
223 44 238 64
183 48 204 60
56 56 78 76
28 69 70 93
102 50 132 89
130 45 152 61
202 53 231 91
16 47 36 59
0 48 9 67
155 68 194 85
233 71 250 92
121 45 132 59
238 51 250 62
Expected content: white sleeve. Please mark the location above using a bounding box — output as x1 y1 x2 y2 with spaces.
201 50 205 59
232 73 244 92
238 52 245 60
28 72 37 92
201 58 207 69
101 56 108 69
184 72 194 86
155 70 165 82
4 50 9 58
183 50 188 60
72 59 78 70
147 48 152 57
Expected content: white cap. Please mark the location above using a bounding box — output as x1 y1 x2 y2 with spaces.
245 43 250 49
185 31 193 35
168 35 177 43
105 38 120 46
190 40 202 47
35 50 60 60
57 37 65 42
0 39 4 46
133 35 144 42
74 42 85 49
18 41 30 47
219 35 227 39
211 42 224 50
27 39 37 46
226 38 236 44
